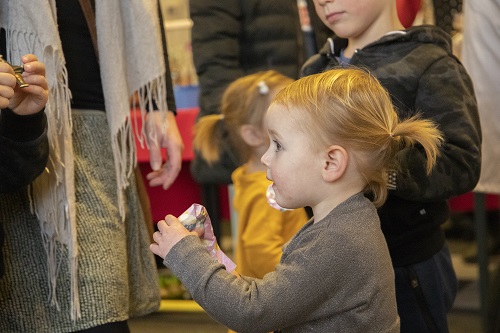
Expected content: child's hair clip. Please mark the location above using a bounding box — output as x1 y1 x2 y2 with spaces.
257 81 269 95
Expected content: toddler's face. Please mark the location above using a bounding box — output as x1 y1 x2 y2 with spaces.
261 104 324 210
312 0 388 40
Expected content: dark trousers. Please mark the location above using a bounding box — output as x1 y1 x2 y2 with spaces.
73 320 130 333
489 263 500 333
201 183 221 240
395 243 458 333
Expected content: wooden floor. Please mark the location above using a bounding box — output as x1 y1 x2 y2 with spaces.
128 300 484 333
129 311 226 333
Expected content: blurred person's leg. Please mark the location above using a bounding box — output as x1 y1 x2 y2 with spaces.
395 243 457 333
75 321 130 333
202 183 221 241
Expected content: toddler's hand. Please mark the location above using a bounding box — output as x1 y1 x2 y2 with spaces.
150 215 199 259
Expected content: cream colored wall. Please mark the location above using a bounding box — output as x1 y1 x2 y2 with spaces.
160 0 198 86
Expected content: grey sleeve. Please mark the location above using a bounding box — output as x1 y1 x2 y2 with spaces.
164 228 371 333
189 0 245 118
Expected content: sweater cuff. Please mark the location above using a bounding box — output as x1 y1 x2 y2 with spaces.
164 235 223 288
0 108 47 142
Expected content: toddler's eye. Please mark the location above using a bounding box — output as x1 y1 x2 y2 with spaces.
273 140 283 152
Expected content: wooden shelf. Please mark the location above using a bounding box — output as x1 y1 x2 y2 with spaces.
159 299 204 313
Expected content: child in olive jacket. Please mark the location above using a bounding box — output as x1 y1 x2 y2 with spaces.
303 1 481 332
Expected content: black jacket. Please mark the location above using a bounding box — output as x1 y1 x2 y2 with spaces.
0 108 48 193
189 0 332 184
0 108 48 278
302 25 482 266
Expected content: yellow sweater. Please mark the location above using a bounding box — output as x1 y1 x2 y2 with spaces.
231 165 308 278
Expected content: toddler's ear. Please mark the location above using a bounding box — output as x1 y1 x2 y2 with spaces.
240 124 266 147
322 145 348 182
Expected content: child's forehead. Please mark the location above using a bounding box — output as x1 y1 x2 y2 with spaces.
267 105 309 140
267 103 303 120
267 104 297 128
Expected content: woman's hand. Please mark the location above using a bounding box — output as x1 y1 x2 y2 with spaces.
0 54 48 115
145 111 184 190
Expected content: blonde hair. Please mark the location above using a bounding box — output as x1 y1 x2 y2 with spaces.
193 70 294 164
272 68 443 207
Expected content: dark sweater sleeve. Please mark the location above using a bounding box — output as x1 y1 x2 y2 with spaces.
395 55 482 201
189 0 245 119
0 108 49 193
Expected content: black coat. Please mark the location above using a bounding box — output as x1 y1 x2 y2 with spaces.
0 108 48 193
302 25 481 266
